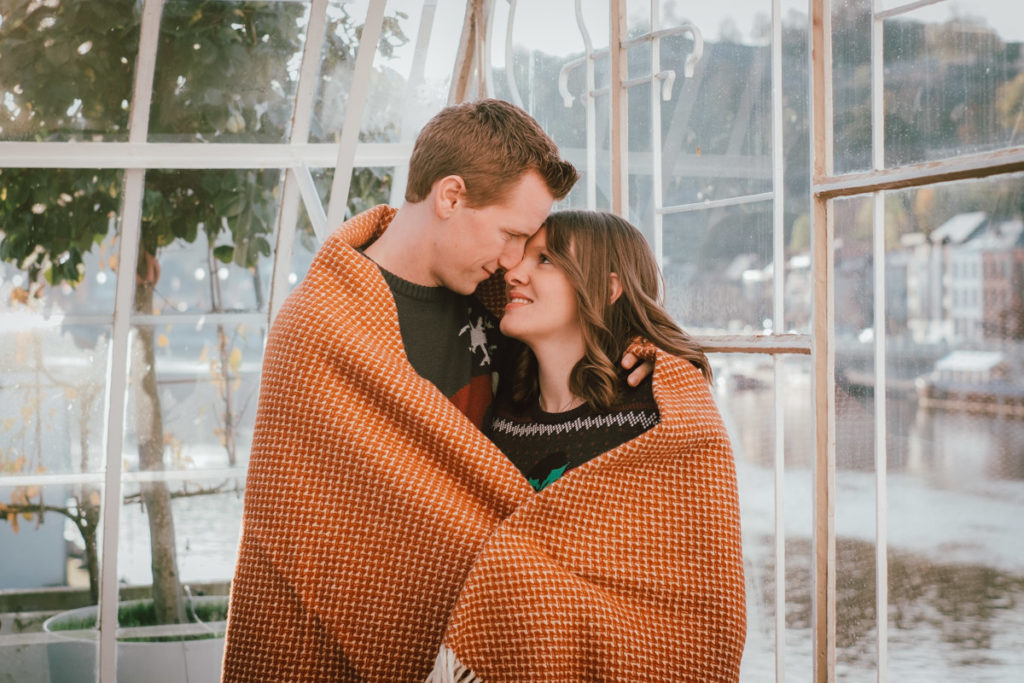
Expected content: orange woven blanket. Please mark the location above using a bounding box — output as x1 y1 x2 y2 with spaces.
223 206 745 682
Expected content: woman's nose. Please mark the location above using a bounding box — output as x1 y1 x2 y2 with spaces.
505 265 526 285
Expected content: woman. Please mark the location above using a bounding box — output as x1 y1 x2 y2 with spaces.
489 209 714 492
429 211 746 682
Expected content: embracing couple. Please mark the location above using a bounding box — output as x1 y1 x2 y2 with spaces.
222 99 745 682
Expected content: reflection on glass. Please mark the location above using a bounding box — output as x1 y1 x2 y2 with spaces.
713 353 814 680
832 0 872 174
0 324 111 476
884 1 1024 166
309 0 417 143
0 482 103 683
114 473 239 681
136 169 282 316
123 323 265 473
662 202 773 334
149 1 310 143
829 176 1024 680
0 0 139 141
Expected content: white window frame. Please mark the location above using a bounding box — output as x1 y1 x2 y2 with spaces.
809 1 1024 681
5 1 1024 680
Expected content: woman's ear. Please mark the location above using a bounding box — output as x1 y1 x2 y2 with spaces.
433 175 466 217
608 272 623 305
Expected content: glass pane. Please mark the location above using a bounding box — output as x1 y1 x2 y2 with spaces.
879 0 1024 42
663 201 773 334
715 354 815 681
0 173 120 476
123 321 265 473
782 1 812 336
495 0 780 213
882 175 1024 680
660 36 772 209
355 0 465 144
884 0 1024 166
0 0 139 141
626 0 651 39
312 0 429 144
148 1 311 143
135 169 283 316
288 165 393 291
488 0 606 211
832 0 872 174
0 168 122 315
116 474 235 681
0 320 111 477
0 482 104 683
833 195 878 681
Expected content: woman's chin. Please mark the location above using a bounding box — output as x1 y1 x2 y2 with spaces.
499 320 529 345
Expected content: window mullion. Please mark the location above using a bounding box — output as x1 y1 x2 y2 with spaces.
770 0 787 679
609 0 628 216
870 2 889 681
810 0 837 681
324 0 389 235
99 2 165 679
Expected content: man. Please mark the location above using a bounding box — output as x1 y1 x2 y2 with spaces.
222 100 578 681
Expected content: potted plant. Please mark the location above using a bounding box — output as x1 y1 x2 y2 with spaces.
42 594 228 683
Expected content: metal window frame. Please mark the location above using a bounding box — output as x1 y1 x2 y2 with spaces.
809 1 1024 681
563 3 803 679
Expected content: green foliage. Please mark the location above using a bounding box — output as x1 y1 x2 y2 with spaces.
0 168 120 287
149 1 306 142
0 0 138 140
0 1 405 292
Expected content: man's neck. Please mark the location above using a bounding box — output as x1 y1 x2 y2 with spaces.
363 203 439 287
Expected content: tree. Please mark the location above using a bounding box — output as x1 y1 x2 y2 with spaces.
1 0 403 626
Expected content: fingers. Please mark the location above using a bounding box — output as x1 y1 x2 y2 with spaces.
621 351 639 371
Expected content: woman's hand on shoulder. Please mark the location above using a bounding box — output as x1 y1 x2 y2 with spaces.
622 338 657 386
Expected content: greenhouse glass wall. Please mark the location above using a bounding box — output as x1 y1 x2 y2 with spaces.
1 0 1023 680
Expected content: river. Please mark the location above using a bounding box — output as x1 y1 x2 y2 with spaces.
721 360 1024 681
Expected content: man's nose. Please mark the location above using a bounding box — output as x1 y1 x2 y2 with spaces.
497 242 525 271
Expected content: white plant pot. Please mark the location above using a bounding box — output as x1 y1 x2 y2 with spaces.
42 597 226 683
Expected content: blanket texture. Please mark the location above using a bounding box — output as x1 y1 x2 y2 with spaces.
222 205 745 682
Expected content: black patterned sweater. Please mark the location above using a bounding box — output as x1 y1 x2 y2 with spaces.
487 376 661 491
378 266 504 429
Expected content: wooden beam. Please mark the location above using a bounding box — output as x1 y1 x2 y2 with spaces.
810 1 836 681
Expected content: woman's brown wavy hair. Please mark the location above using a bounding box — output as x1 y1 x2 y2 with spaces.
509 210 712 411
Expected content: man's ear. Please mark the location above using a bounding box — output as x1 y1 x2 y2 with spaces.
608 272 623 305
433 175 467 218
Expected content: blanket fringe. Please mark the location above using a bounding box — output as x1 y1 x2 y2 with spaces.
425 644 482 683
